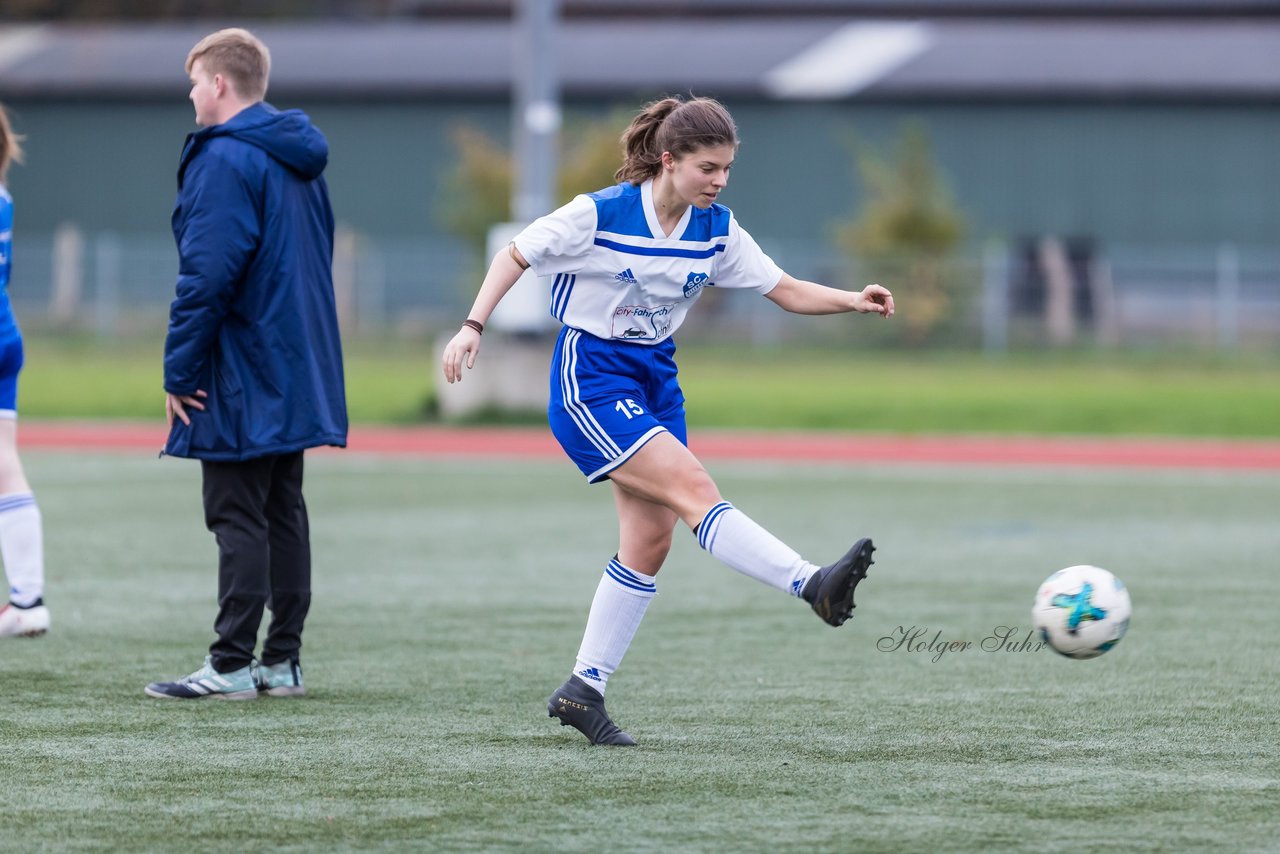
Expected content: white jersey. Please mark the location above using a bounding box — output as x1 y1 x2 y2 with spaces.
513 179 783 344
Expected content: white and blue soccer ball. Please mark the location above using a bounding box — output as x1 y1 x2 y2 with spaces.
1032 565 1131 659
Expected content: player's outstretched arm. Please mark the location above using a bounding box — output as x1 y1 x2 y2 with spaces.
764 273 894 318
441 246 529 384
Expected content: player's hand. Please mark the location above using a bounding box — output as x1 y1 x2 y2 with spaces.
854 284 894 318
166 389 207 427
442 327 482 384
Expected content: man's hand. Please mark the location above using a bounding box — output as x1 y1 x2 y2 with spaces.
166 390 208 427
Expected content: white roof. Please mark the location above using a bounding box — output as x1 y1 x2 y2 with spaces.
1 17 1277 99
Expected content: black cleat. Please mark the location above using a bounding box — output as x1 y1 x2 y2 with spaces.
547 675 637 746
801 537 875 627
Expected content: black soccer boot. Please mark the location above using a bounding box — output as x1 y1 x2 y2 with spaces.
547 675 637 746
801 537 875 627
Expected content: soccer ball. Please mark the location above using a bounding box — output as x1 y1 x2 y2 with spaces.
1032 565 1131 659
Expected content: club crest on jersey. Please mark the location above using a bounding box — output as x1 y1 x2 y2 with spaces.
683 272 711 298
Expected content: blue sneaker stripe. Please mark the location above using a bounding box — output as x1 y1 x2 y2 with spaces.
697 501 733 551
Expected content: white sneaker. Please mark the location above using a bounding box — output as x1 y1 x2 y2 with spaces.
144 656 258 701
0 602 51 638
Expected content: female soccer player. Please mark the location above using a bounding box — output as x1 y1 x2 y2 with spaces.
442 96 893 745
0 104 49 639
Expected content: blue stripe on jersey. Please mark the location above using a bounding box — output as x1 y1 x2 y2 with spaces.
589 182 733 242
558 330 621 458
550 273 576 321
593 237 727 259
0 188 12 295
589 183 649 236
679 203 732 242
605 559 657 594
697 501 734 551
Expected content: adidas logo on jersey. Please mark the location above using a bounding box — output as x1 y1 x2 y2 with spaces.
614 268 638 285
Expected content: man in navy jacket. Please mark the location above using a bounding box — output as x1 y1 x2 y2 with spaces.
147 28 347 701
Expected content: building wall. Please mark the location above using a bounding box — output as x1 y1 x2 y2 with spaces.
3 94 1275 347
731 100 1279 248
6 96 1275 250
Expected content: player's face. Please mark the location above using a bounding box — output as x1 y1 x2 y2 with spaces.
669 145 735 209
188 60 219 127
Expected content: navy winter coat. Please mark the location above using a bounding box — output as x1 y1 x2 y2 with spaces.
164 102 348 461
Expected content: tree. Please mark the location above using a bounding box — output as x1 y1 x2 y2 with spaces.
833 122 967 345
437 112 627 259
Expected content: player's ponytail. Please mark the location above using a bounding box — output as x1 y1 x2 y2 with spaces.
616 97 680 185
615 96 738 185
0 103 24 184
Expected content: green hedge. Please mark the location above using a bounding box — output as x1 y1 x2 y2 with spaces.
17 335 1280 437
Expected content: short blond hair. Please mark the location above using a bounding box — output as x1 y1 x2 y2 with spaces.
0 103 24 184
186 28 271 102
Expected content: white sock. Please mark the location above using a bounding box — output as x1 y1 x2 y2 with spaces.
696 501 817 596
572 558 657 696
0 493 44 607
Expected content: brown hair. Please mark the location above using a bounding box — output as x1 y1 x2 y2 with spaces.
186 28 271 102
0 103 23 184
615 96 739 185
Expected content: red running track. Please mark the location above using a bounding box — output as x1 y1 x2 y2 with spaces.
17 420 1280 470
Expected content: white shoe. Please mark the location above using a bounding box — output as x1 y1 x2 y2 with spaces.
0 602 51 638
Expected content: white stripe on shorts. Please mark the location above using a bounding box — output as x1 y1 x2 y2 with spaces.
560 329 622 459
587 426 667 483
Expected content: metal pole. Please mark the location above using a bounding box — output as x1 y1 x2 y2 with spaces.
982 240 1009 356
94 232 121 338
512 0 561 223
1216 243 1239 352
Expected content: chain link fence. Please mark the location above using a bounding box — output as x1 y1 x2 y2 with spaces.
10 226 1280 353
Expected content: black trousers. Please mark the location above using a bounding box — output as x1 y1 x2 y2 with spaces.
202 451 311 673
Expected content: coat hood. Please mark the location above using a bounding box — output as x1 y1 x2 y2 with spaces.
181 102 328 180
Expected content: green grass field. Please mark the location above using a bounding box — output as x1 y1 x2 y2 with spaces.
17 334 1280 436
2 451 1277 851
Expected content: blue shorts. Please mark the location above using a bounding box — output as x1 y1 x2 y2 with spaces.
548 327 687 483
0 334 22 416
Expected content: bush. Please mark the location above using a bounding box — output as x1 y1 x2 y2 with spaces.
833 122 968 346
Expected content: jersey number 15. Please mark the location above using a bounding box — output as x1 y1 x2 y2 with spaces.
615 399 645 420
